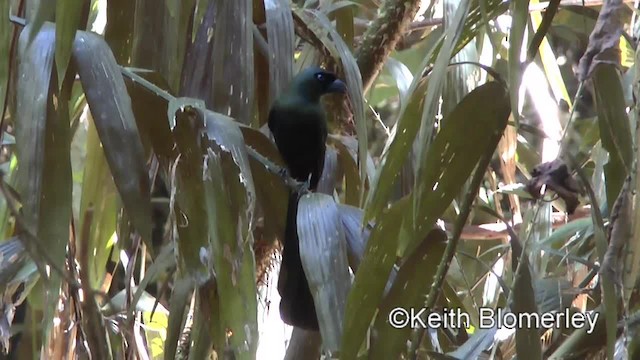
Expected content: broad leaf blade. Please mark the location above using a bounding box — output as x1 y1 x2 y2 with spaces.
508 0 529 123
15 23 55 231
212 0 254 124
414 0 471 225
511 247 542 359
343 82 509 357
79 119 118 289
180 0 217 103
407 81 510 254
265 0 294 104
55 0 83 89
26 2 55 46
203 149 258 359
73 30 152 246
164 277 194 360
317 146 339 195
16 22 71 347
365 0 509 224
297 193 351 352
364 78 430 224
171 106 209 279
370 229 447 360
593 65 633 205
201 109 256 214
341 196 409 359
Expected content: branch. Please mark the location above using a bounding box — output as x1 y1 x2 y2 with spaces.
451 207 591 240
355 0 422 93
119 67 305 194
356 0 636 52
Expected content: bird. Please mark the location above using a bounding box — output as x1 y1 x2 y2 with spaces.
268 66 346 330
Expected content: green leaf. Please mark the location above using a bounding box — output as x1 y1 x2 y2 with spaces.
592 64 633 205
79 119 118 289
337 204 398 293
511 246 542 359
265 0 295 104
125 70 176 158
297 193 351 351
534 278 574 314
341 196 409 359
406 81 511 255
508 0 530 123
384 57 413 108
369 229 447 360
73 30 153 247
164 277 194 360
337 204 371 270
200 109 256 213
333 1 354 49
17 21 72 347
203 149 257 359
103 0 136 64
132 243 176 311
130 0 194 91
344 81 509 358
576 166 617 360
15 23 55 232
448 328 497 359
26 2 55 46
180 0 216 103
55 0 83 89
332 137 362 206
0 238 30 292
364 78 430 224
318 146 339 194
188 295 214 360
414 0 471 227
212 0 254 124
537 218 592 249
171 108 209 279
547 304 605 359
141 293 169 360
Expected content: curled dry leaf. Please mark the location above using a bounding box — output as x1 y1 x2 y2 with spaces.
577 0 624 81
525 159 582 214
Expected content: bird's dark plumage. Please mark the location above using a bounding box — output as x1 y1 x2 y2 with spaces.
268 67 346 330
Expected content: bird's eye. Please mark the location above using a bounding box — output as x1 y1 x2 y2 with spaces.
315 73 325 81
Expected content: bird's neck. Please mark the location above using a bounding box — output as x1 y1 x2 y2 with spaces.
286 86 322 103
277 94 320 111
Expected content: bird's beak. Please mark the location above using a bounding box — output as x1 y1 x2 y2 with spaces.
327 79 347 94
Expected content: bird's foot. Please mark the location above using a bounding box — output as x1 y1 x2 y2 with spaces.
278 167 290 180
279 167 297 188
280 168 303 190
298 178 311 194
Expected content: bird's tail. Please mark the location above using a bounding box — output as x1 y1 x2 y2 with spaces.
277 191 319 331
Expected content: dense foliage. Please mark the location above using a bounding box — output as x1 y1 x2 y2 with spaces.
1 0 640 359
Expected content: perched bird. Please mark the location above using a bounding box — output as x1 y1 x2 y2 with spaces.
268 67 346 330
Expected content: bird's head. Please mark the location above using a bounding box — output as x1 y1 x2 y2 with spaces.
290 67 347 102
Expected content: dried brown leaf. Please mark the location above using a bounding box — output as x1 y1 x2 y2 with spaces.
526 159 582 214
577 0 624 81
